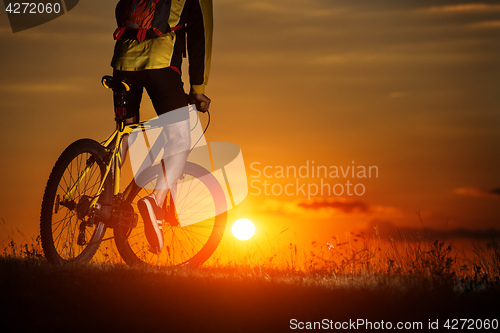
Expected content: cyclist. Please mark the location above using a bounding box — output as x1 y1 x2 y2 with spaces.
110 0 213 253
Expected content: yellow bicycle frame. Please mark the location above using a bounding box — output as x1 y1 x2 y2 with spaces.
62 122 154 212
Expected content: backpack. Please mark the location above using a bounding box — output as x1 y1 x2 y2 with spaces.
113 0 183 42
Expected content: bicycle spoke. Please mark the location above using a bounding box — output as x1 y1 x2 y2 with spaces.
41 139 107 263
115 162 226 267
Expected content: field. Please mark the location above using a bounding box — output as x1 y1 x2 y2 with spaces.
1 232 499 332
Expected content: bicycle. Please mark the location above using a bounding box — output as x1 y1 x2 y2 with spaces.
40 75 227 267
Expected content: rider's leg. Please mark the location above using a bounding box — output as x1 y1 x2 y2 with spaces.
136 114 190 252
152 118 191 207
119 116 138 166
112 69 143 167
143 67 190 207
136 68 188 251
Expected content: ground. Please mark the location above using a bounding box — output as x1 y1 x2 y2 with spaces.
0 258 498 332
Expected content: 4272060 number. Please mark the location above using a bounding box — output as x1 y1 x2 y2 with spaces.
5 2 62 14
444 319 498 330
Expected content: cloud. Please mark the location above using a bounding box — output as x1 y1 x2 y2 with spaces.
297 198 404 217
467 20 500 29
0 83 78 93
455 187 500 198
257 197 403 221
257 198 371 219
422 3 500 13
298 199 369 214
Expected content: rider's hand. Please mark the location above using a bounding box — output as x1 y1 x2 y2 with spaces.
188 93 211 112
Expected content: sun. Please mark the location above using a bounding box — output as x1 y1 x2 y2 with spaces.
231 219 255 241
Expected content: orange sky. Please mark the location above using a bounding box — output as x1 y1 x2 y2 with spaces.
0 0 499 249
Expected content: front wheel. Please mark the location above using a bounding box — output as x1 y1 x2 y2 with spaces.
114 162 227 267
40 139 109 264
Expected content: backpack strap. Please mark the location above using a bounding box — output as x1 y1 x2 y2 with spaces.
137 29 148 42
113 27 126 40
152 27 163 38
171 23 184 32
113 24 184 41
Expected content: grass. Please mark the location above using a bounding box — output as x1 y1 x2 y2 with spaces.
1 253 499 332
1 227 499 332
2 226 500 289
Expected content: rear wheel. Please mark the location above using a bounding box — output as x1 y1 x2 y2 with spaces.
114 162 227 267
40 139 109 264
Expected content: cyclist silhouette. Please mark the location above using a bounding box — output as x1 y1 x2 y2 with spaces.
110 0 213 253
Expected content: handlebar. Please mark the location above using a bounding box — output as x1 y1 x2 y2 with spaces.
186 94 208 113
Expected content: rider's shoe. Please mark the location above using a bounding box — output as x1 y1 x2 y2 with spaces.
138 195 165 253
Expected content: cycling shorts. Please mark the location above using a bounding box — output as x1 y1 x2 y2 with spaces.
112 67 188 121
